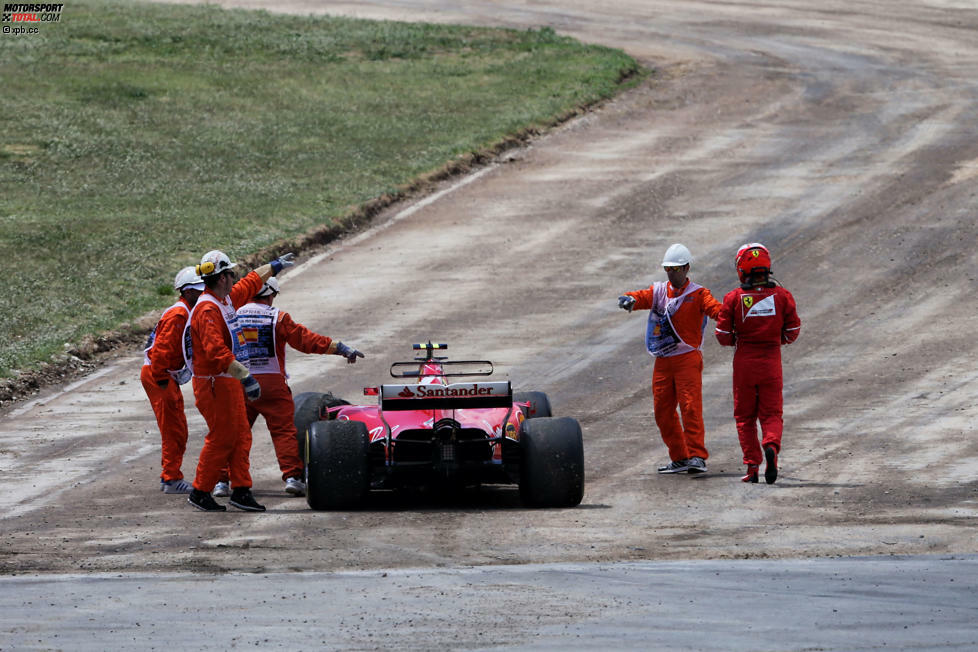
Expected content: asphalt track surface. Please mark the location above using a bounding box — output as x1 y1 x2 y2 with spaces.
2 557 976 650
2 0 978 649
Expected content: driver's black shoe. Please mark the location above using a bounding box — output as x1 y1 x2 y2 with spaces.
742 464 759 483
764 446 779 485
229 488 266 512
188 489 226 512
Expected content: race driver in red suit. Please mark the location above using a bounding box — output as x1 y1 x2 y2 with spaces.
715 243 801 484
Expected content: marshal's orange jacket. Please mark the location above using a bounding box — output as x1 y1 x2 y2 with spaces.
190 271 264 377
271 312 332 377
625 280 724 348
147 298 192 384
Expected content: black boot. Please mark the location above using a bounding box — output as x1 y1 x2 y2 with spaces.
764 446 779 485
188 489 226 512
229 488 266 512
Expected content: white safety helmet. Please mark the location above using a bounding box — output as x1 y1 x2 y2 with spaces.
197 250 238 278
662 243 693 267
255 276 280 298
173 266 205 292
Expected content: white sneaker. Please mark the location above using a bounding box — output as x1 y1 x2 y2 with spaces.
162 478 194 494
285 477 306 496
213 481 231 497
687 457 708 474
657 459 689 474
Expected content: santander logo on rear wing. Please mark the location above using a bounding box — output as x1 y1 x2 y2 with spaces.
380 381 513 411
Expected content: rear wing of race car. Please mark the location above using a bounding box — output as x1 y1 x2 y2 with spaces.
391 341 494 378
390 360 494 378
380 381 513 411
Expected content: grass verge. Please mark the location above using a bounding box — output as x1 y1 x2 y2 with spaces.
0 0 643 386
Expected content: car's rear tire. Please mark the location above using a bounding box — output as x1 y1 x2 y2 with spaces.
519 416 585 507
305 420 369 510
294 391 351 456
513 391 552 419
293 392 325 441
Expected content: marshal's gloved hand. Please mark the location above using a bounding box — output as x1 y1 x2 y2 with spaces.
173 367 193 385
334 342 365 364
269 252 296 275
227 359 261 401
618 295 636 312
241 374 261 402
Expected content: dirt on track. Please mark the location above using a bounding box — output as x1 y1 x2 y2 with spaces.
1 0 977 575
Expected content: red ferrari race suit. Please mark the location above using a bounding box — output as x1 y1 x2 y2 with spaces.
715 284 801 465
184 271 264 493
625 280 723 462
141 298 193 483
235 302 333 481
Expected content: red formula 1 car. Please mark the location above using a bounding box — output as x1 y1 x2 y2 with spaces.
292 342 585 510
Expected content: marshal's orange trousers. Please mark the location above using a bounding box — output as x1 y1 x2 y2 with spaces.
140 365 190 483
192 376 253 493
245 375 304 481
652 350 708 462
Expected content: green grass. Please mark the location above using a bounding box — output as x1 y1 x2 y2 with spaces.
0 0 642 377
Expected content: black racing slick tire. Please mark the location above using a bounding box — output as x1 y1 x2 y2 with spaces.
305 420 370 510
513 391 552 419
293 391 351 455
293 392 326 443
519 416 585 508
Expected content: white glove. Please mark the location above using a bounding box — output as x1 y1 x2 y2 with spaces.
226 359 251 380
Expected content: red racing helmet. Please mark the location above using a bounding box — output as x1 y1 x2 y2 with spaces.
736 243 771 283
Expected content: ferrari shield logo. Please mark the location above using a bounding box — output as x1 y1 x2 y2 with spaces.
746 295 777 317
742 296 754 310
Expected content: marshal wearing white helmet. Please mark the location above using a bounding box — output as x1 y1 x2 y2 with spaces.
183 248 297 513
232 275 364 497
196 250 238 278
661 243 693 267
617 243 723 475
141 265 205 495
173 266 205 292
255 276 279 298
